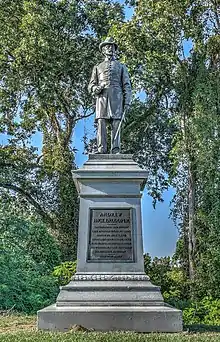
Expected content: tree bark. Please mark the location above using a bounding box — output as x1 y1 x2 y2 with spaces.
188 160 196 281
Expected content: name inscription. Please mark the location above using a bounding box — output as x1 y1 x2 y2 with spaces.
87 208 133 262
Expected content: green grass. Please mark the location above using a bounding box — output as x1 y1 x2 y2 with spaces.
0 315 220 342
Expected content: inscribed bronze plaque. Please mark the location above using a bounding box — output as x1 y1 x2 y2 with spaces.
87 208 133 262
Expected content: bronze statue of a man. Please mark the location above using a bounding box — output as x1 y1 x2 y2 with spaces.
88 37 132 154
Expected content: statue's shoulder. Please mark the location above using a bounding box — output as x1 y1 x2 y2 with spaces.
114 60 123 66
115 60 127 69
96 60 106 68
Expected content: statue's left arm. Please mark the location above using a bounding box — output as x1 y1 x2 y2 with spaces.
121 65 132 109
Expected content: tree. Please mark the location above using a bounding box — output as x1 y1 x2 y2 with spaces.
110 0 184 204
111 0 220 295
144 254 189 304
0 0 124 260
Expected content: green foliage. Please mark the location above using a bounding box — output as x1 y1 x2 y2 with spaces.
121 101 175 206
53 261 77 286
0 200 61 272
183 298 220 326
144 254 220 326
144 254 189 304
0 0 124 260
0 254 59 313
109 0 185 203
0 204 61 313
21 220 61 272
163 268 190 304
112 0 220 300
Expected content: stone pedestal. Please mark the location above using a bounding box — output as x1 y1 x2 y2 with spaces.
38 154 182 332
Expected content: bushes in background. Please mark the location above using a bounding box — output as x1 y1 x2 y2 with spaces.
183 298 220 325
53 261 77 286
143 254 220 326
1 211 219 326
0 216 61 313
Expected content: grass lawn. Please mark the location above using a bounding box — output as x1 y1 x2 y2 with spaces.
0 315 220 342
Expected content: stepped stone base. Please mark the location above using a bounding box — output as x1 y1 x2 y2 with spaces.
38 304 182 332
38 276 182 332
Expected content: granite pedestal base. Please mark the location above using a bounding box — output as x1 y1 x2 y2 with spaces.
38 155 182 332
38 305 182 332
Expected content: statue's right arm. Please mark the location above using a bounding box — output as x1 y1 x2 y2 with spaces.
88 66 98 95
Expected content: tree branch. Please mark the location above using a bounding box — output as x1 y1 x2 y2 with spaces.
64 116 74 147
0 183 55 229
45 108 62 144
36 154 43 164
0 161 41 170
74 110 95 123
55 89 77 120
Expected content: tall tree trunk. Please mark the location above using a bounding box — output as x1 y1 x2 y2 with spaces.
57 169 79 261
188 160 196 281
182 106 197 283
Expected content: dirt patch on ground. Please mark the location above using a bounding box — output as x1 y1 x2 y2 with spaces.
0 314 36 333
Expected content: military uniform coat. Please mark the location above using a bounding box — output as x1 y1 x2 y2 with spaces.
88 59 132 120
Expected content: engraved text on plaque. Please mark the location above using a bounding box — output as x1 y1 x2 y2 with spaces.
87 208 133 262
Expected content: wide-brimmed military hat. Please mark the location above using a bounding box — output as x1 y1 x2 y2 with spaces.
99 37 118 52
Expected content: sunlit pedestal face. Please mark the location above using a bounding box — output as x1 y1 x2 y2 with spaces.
74 154 146 276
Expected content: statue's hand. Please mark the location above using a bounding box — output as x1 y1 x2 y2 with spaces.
124 104 130 112
123 104 130 122
94 85 103 95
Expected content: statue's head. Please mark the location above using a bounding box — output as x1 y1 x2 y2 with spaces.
99 37 118 57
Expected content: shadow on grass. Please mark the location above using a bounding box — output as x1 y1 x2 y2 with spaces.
184 324 220 333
